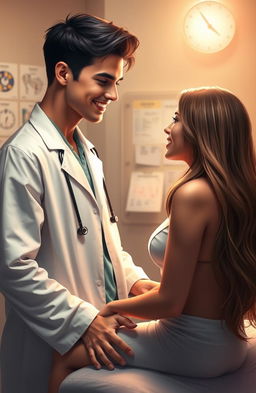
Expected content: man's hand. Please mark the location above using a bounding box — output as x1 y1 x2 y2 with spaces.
81 314 136 370
129 279 160 296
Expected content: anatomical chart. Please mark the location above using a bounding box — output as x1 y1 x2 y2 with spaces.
19 64 47 101
20 101 35 125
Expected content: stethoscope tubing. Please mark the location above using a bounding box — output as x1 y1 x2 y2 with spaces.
59 147 118 236
58 150 88 236
91 148 118 224
28 120 118 236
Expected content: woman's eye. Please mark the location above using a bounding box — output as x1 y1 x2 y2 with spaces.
172 116 178 123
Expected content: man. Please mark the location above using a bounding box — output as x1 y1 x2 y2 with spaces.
0 14 157 393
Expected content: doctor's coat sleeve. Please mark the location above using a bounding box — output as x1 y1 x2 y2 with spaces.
0 145 99 354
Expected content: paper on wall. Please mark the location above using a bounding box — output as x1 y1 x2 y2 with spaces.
135 144 162 166
0 100 19 137
126 171 164 212
132 99 178 145
133 100 162 144
20 101 35 126
19 64 47 101
0 63 18 100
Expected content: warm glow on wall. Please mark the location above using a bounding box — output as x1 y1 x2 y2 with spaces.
184 1 236 53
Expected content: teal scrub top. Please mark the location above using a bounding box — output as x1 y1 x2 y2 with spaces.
53 123 118 303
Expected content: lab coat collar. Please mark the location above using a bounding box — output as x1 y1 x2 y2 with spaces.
29 104 95 152
29 104 102 204
29 104 67 150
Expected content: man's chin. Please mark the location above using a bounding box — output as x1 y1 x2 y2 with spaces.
86 114 104 123
94 117 103 123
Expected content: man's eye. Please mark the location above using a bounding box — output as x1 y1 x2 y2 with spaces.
96 79 107 85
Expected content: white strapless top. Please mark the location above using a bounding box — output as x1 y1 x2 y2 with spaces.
148 218 169 272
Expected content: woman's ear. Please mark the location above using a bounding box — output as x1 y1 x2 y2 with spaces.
55 62 70 85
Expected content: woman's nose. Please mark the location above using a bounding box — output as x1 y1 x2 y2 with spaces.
164 125 171 135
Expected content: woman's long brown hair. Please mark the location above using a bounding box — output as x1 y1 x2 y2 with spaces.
166 87 256 339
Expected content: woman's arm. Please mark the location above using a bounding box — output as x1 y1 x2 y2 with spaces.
101 181 211 320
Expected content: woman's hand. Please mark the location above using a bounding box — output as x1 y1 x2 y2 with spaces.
99 303 115 317
129 279 160 296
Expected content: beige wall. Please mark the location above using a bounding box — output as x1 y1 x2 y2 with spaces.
94 0 256 283
0 0 255 341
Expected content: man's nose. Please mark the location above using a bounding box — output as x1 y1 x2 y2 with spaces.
105 85 118 101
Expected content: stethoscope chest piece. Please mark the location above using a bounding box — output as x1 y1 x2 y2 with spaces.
110 215 118 223
77 226 88 236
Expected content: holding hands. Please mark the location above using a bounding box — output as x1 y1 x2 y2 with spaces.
82 314 136 370
85 279 159 368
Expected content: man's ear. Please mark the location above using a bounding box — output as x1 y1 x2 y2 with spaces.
55 62 70 85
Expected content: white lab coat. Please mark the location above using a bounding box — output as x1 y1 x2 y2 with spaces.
0 104 148 393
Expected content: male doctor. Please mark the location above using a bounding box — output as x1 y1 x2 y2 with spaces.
0 14 157 393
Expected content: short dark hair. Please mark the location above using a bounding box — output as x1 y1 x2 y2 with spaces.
43 13 139 85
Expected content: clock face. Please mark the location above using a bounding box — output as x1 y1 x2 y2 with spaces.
184 1 236 53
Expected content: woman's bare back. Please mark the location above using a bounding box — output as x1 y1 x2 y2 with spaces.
182 178 226 319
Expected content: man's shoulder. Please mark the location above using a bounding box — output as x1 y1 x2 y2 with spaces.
1 121 45 158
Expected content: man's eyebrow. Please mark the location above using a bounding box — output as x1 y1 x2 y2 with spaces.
95 72 123 82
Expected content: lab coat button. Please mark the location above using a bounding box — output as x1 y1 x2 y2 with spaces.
93 209 98 214
96 280 102 287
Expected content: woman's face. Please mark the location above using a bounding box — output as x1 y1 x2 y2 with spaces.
164 112 194 165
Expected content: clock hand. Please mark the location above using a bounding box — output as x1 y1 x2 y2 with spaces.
208 24 220 36
199 11 213 27
199 11 220 35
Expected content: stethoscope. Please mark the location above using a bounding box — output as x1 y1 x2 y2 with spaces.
58 147 118 236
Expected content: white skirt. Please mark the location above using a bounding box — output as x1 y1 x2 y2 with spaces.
117 314 248 378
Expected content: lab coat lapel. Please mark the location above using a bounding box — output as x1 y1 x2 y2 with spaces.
60 150 97 203
29 104 96 201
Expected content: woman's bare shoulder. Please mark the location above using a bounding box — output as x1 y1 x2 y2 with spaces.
173 178 217 208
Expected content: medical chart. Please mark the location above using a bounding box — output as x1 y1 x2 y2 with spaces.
121 92 181 223
0 63 18 100
19 64 47 101
20 101 35 126
132 99 177 145
0 101 18 137
0 62 47 138
135 144 163 166
126 171 164 212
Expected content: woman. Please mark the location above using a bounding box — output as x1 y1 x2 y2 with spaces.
48 87 256 393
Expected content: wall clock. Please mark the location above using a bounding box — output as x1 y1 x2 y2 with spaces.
184 1 236 53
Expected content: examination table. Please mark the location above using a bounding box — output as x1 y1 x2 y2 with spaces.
60 333 256 393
